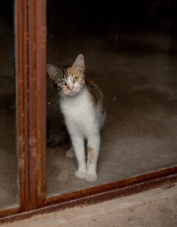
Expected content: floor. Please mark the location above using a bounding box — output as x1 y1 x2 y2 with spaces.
46 30 177 196
1 183 177 227
0 0 177 216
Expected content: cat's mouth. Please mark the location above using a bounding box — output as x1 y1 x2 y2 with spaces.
65 91 77 96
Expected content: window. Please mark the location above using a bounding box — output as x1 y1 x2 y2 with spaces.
0 0 177 222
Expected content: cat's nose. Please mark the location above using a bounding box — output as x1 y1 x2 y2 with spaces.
68 86 74 91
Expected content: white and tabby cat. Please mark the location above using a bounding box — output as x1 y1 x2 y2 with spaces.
47 54 105 182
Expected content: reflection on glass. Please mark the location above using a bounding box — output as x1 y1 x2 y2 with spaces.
47 0 177 196
0 0 18 207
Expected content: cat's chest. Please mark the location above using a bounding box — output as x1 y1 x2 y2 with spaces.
60 90 92 117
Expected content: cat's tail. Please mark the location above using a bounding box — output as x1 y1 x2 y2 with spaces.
100 111 106 129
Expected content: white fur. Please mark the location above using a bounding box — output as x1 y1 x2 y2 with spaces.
60 87 103 182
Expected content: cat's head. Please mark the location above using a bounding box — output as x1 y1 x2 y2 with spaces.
47 54 85 96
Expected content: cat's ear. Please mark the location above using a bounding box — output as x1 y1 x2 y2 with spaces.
72 54 85 73
46 64 60 80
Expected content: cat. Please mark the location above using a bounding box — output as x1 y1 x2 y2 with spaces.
46 54 106 182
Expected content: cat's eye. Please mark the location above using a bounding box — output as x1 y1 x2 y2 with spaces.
59 80 66 85
73 77 79 82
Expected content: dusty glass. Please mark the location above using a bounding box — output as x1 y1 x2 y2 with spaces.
0 0 18 208
46 0 177 196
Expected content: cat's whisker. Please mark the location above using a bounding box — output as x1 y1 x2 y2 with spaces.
52 94 60 102
48 92 60 104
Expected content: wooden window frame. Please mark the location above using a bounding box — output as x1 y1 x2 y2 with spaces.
0 0 177 223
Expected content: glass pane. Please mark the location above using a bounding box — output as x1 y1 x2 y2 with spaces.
46 0 177 196
0 0 18 207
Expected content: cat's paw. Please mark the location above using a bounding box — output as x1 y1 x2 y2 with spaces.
75 171 86 179
85 173 97 182
66 149 75 158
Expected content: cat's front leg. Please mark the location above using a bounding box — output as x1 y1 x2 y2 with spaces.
71 137 86 179
86 134 100 182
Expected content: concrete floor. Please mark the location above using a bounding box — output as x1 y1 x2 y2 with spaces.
46 31 177 196
1 183 177 227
